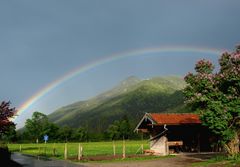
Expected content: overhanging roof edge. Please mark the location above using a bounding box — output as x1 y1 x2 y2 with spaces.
134 113 157 132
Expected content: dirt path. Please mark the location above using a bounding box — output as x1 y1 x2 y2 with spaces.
82 153 214 167
12 152 222 167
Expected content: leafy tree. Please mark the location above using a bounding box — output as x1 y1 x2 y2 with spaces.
71 127 88 142
0 101 16 137
107 120 121 140
25 111 49 143
184 46 240 155
42 122 60 141
119 116 131 139
107 116 131 140
1 124 17 142
58 126 73 142
24 111 62 142
0 101 16 162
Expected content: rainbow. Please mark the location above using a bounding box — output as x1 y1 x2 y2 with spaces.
13 46 225 122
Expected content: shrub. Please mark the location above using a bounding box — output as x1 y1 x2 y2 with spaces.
0 142 11 161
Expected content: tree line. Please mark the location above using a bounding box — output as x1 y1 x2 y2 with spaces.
1 111 135 143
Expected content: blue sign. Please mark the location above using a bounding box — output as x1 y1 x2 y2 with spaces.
43 135 48 142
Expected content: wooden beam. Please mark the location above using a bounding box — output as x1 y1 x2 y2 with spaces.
167 141 183 146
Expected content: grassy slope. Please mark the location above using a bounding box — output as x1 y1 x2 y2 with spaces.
48 76 189 132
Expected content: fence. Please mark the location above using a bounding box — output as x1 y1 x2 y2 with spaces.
9 140 148 161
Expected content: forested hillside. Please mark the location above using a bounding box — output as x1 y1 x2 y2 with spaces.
48 76 190 135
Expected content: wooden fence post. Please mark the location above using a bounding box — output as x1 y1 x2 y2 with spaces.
19 145 22 152
122 139 126 159
78 143 82 160
113 140 116 156
141 144 144 154
81 146 83 159
64 143 68 160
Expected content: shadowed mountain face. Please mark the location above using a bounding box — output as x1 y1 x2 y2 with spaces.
48 76 189 133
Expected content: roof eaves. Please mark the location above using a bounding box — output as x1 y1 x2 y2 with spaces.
134 113 157 132
147 113 158 124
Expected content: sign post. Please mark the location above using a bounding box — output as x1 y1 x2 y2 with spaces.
43 135 48 155
43 135 48 144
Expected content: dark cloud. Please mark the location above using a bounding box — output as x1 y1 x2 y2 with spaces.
0 0 239 127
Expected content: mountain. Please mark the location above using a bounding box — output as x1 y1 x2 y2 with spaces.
48 76 189 133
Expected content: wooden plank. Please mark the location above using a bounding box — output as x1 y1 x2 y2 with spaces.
138 129 149 133
144 149 155 155
167 141 183 146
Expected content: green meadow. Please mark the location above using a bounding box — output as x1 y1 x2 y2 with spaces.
8 140 149 159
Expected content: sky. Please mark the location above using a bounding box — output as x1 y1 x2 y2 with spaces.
0 0 240 128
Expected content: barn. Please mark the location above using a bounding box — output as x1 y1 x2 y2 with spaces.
135 113 216 155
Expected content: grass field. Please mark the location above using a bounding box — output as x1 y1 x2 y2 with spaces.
8 140 149 160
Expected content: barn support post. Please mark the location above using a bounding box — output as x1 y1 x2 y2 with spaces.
141 132 144 154
165 136 169 155
197 133 200 153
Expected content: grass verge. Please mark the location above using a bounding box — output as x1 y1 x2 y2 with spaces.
73 155 175 163
192 154 240 167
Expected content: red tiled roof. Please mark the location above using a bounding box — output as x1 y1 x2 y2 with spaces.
149 113 201 125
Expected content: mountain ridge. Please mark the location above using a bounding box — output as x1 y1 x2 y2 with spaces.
48 76 189 133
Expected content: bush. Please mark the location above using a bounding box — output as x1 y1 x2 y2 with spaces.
0 142 11 161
